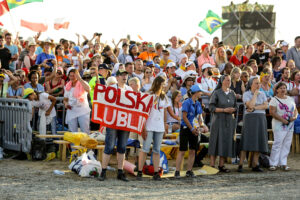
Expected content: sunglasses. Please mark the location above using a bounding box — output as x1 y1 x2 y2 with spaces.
57 72 62 75
145 71 152 74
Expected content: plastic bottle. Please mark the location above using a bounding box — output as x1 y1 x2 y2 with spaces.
53 170 65 175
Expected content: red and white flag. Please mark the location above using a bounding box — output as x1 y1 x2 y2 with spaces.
54 18 70 30
0 0 9 17
20 19 48 32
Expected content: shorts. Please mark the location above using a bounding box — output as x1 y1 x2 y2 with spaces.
179 126 198 151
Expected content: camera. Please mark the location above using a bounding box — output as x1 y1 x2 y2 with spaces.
95 33 102 36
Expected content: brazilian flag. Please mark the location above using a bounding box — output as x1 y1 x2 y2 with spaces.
7 0 43 10
198 10 228 35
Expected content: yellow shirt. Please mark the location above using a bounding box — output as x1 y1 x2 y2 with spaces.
160 59 172 68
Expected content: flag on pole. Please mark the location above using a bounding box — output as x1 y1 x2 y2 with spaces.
7 0 43 10
198 10 228 35
0 0 10 17
196 33 204 38
54 18 70 30
21 19 48 32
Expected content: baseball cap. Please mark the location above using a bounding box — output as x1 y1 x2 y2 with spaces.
202 63 213 71
23 88 35 99
190 84 202 93
98 63 110 70
166 62 176 68
185 61 194 68
146 61 154 66
281 41 289 46
116 69 128 76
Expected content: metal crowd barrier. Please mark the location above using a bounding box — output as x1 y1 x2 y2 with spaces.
0 98 32 153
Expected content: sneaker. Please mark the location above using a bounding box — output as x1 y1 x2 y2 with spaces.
237 165 243 173
252 166 263 172
153 173 162 181
117 172 129 182
98 171 106 181
218 166 230 173
269 166 276 171
186 170 196 178
136 171 143 181
174 171 180 179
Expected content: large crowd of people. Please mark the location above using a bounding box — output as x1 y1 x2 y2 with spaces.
1 30 300 181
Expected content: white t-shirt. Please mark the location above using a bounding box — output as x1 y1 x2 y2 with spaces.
64 86 90 123
110 83 133 91
31 92 56 118
269 96 296 132
146 95 169 132
166 99 182 123
198 77 217 94
133 72 144 80
168 47 182 64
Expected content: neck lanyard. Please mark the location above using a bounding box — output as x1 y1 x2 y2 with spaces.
203 77 213 90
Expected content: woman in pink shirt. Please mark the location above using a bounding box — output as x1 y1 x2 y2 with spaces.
197 44 215 72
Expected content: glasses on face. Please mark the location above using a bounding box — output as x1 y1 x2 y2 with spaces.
145 71 152 74
277 52 283 54
57 72 62 75
243 75 249 78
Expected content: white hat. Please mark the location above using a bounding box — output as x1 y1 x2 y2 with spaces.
28 41 37 46
67 67 76 76
83 57 91 62
182 73 196 84
281 41 289 46
25 36 34 43
166 62 176 68
185 61 194 68
202 63 213 71
44 38 53 44
178 53 188 63
251 37 259 44
82 45 89 51
157 72 167 78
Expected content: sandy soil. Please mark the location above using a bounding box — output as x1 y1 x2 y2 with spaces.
0 154 299 200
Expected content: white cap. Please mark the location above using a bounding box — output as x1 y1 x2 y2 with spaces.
202 63 213 71
185 61 194 68
251 37 259 44
178 53 188 63
82 45 89 51
67 67 76 76
166 62 176 68
44 38 53 43
281 41 289 46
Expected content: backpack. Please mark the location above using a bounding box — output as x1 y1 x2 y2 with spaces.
31 137 47 161
259 154 270 168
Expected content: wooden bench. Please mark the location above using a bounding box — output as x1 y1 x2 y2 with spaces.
36 135 64 139
53 140 71 162
292 134 300 154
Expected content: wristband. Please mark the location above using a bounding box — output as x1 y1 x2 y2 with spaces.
190 127 194 132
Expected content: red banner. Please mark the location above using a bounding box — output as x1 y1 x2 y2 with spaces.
91 84 154 134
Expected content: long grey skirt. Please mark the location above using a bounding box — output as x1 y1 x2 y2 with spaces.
240 113 269 153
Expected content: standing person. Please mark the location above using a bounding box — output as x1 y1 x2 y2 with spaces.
229 44 249 67
118 43 129 64
141 67 154 92
250 41 274 73
126 44 139 63
0 35 12 70
197 63 217 97
7 74 24 98
45 67 65 97
247 59 259 79
88 64 108 103
180 73 196 98
208 75 237 172
36 39 56 75
238 77 269 172
197 44 216 70
214 47 228 73
259 68 274 101
24 71 45 93
138 43 157 61
23 41 37 72
4 33 18 71
230 67 245 101
137 76 169 181
133 59 144 80
98 69 132 182
287 36 300 69
272 56 282 82
174 85 208 178
269 83 298 171
168 36 182 64
63 69 91 134
166 90 182 132
245 45 254 60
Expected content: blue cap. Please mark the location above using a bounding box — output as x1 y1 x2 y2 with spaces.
146 61 154 66
73 46 81 53
190 84 202 93
154 64 160 69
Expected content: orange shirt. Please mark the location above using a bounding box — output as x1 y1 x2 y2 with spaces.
138 51 157 61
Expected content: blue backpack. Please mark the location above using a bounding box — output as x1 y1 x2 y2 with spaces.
150 151 169 173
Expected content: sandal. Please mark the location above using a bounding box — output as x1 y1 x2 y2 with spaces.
269 166 276 171
281 165 290 171
218 166 230 173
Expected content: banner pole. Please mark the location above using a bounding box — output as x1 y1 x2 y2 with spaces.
8 11 17 35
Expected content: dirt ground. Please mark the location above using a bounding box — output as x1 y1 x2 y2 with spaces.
0 153 299 200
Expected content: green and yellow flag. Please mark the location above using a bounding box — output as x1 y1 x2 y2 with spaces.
7 0 43 10
198 10 228 35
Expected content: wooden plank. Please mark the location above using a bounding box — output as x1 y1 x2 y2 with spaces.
36 135 64 139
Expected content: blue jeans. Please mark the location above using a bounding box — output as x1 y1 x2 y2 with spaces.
68 113 90 134
142 131 164 153
46 116 57 135
104 128 129 154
